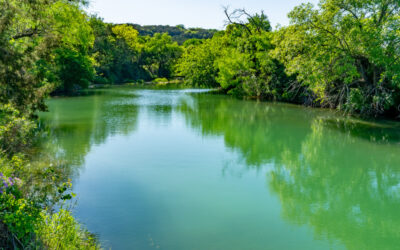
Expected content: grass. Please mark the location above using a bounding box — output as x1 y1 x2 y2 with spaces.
36 209 100 250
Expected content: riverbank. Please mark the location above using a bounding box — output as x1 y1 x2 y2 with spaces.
86 82 400 123
0 104 100 249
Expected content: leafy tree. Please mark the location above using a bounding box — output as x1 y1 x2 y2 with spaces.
0 105 36 156
90 18 132 84
54 48 94 94
90 20 151 84
217 9 296 99
51 1 95 94
182 38 204 47
177 36 222 87
273 0 400 116
0 0 89 113
112 24 143 52
142 33 183 79
178 9 294 100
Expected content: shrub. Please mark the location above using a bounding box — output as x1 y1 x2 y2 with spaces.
0 104 36 156
36 209 99 249
153 77 169 83
0 173 40 245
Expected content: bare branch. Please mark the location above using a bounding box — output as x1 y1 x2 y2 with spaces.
12 27 40 40
223 6 252 35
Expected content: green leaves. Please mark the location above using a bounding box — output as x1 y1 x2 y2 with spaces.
178 2 400 117
54 46 95 93
177 38 221 87
112 24 141 52
178 11 293 100
142 33 183 79
0 0 95 112
36 209 99 249
0 104 36 156
0 188 40 245
274 0 400 116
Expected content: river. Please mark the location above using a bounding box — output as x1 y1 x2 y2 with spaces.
38 86 400 250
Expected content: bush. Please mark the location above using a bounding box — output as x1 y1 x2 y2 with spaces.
153 78 169 83
0 169 99 249
0 104 36 156
36 209 99 249
0 173 40 246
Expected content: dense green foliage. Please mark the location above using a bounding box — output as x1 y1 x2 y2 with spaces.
178 2 400 117
90 20 149 84
143 33 183 79
90 17 184 84
177 36 222 87
177 9 305 101
0 0 99 248
36 209 99 249
0 105 36 155
0 0 96 109
275 0 400 116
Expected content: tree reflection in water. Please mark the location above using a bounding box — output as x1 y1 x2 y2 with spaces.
179 93 400 250
30 88 140 207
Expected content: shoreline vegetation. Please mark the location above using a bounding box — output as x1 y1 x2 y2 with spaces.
0 0 399 248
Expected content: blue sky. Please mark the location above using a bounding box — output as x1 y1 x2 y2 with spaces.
87 0 319 29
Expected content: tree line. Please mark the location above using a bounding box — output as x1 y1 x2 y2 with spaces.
1 1 215 113
130 24 217 44
3 0 398 118
177 0 400 118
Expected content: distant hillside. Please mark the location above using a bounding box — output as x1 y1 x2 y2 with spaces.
128 24 218 44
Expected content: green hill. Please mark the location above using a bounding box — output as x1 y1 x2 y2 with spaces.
128 24 218 44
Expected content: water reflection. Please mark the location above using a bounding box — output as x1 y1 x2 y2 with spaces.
37 88 196 169
38 88 140 167
179 93 400 250
36 88 400 249
270 119 400 250
322 118 400 144
178 94 318 167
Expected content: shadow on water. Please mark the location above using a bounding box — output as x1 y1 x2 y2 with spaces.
322 118 400 144
178 93 400 250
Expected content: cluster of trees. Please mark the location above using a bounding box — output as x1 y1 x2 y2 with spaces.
177 0 400 118
6 0 397 118
90 19 185 85
88 22 216 84
178 9 297 101
1 0 212 112
131 24 217 44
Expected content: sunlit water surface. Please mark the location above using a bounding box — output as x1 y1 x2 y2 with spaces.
38 87 400 250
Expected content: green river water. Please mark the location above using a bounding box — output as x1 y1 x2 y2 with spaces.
38 86 400 250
